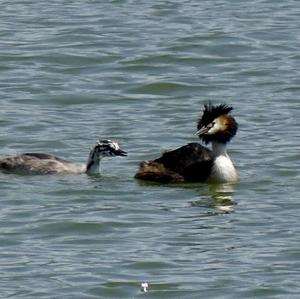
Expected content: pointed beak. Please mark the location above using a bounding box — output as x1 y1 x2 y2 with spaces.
115 149 127 156
195 126 209 136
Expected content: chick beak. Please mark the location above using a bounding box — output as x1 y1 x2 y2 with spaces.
115 149 127 156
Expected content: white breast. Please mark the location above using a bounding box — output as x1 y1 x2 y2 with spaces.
209 154 239 183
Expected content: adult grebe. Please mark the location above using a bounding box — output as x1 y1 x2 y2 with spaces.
135 103 238 183
0 139 127 175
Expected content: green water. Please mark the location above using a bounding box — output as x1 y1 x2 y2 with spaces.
1 1 300 298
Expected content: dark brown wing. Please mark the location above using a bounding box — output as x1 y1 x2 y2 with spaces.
135 143 214 183
154 143 214 182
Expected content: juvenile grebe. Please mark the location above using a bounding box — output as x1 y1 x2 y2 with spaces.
135 103 238 183
0 139 127 175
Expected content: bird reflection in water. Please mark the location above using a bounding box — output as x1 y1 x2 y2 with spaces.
191 183 237 213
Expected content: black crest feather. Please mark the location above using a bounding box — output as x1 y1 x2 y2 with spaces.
197 103 237 144
198 103 233 127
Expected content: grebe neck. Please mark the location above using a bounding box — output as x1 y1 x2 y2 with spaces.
209 141 239 183
86 157 100 174
211 141 228 157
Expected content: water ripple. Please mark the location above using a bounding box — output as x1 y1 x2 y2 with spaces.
1 0 300 298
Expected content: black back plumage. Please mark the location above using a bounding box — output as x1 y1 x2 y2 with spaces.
154 143 214 182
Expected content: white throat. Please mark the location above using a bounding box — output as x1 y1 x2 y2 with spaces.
212 141 228 157
209 141 239 183
86 155 101 174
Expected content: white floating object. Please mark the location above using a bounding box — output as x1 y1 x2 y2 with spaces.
141 282 149 292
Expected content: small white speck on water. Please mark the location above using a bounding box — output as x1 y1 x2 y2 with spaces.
141 282 149 293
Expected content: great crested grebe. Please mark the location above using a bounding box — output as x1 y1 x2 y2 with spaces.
135 103 239 183
0 139 127 175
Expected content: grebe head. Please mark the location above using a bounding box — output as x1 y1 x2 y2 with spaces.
89 139 127 160
86 139 126 174
195 103 238 144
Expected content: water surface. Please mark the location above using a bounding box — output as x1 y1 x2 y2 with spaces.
0 0 300 298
